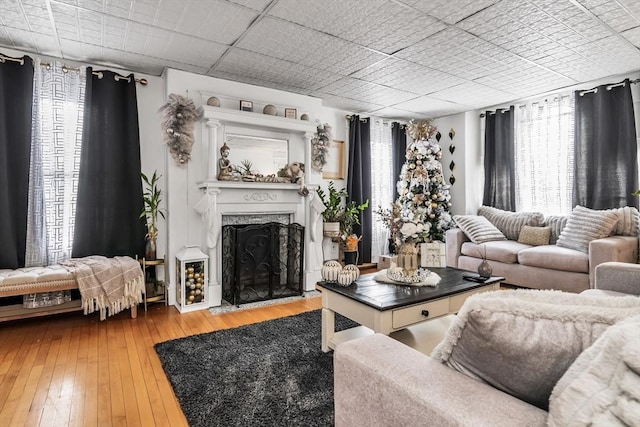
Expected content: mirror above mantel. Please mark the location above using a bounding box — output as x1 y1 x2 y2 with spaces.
226 134 288 176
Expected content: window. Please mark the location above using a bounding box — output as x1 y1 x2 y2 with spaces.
514 95 574 215
370 119 393 262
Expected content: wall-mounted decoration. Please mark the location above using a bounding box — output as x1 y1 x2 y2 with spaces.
448 127 456 185
159 94 202 165
240 100 253 112
285 108 297 119
435 131 441 142
322 140 345 180
312 123 332 173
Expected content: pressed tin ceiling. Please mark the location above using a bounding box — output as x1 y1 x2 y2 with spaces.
1 0 640 119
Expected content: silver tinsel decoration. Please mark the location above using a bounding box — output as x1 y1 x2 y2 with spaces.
159 94 202 165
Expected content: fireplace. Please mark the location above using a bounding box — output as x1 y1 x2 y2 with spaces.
221 222 304 305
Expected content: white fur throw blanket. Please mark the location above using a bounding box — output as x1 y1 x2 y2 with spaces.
61 256 144 320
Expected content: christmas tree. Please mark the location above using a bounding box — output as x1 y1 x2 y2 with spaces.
394 119 453 244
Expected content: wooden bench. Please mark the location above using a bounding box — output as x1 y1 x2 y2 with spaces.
0 265 138 322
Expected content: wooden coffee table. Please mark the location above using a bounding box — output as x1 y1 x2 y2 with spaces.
316 267 503 354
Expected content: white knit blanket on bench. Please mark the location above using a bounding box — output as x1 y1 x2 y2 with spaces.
61 256 144 320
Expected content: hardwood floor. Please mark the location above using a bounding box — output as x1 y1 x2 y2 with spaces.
0 296 322 427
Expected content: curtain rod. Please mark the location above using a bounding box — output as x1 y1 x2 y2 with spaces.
39 62 148 85
0 54 25 65
345 114 368 122
578 78 639 96
480 77 640 117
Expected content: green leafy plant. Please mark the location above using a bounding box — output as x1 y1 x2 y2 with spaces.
140 171 166 241
234 159 253 176
316 181 369 238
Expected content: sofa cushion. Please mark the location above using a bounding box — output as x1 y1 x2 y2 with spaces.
517 225 551 246
548 315 640 426
543 215 568 245
518 245 589 274
430 290 640 410
608 206 640 236
478 206 544 240
556 206 618 253
461 240 531 264
453 215 507 244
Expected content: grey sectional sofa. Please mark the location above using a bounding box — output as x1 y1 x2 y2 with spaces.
445 227 637 293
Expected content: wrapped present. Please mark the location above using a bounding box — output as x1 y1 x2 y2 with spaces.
420 242 446 268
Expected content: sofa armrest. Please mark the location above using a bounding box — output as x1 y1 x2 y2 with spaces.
589 236 638 288
446 228 468 268
334 334 547 427
594 262 640 295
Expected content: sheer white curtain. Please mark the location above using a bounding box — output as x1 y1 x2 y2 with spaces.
515 94 574 216
370 118 393 262
25 59 86 266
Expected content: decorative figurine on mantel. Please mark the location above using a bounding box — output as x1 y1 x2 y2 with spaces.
217 143 240 181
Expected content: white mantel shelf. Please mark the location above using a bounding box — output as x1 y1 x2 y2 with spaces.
203 105 317 134
196 180 301 191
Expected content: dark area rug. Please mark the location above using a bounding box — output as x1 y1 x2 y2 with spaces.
154 310 358 427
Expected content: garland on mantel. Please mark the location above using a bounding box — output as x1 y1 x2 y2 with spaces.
159 94 202 165
311 123 332 172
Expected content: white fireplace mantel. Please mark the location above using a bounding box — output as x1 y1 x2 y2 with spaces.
194 103 324 309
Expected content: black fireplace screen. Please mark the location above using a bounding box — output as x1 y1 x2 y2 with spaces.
221 222 304 305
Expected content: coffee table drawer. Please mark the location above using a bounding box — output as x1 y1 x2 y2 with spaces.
392 298 449 329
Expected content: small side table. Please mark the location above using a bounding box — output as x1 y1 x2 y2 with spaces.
139 257 166 311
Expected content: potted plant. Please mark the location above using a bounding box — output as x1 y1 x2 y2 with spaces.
317 180 369 242
140 170 166 260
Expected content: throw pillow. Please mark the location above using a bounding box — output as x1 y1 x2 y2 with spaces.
607 206 640 236
543 215 568 245
477 206 544 240
548 315 640 426
430 290 640 410
517 225 551 246
556 206 619 253
452 215 507 244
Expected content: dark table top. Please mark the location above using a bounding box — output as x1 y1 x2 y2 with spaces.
317 267 503 311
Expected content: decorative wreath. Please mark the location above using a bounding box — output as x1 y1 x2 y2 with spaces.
159 94 202 165
311 123 332 172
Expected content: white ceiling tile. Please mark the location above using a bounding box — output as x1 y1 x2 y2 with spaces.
402 0 499 25
161 0 257 45
316 93 384 114
237 16 387 76
227 0 272 11
392 96 472 115
317 77 417 106
269 0 447 54
352 58 465 95
212 48 340 92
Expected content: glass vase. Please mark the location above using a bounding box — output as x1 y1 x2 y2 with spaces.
397 243 419 276
477 259 493 278
145 237 157 260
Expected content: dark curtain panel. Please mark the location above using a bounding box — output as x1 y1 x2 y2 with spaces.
347 115 372 264
391 122 406 201
72 69 146 258
483 106 515 211
573 79 638 209
0 55 34 269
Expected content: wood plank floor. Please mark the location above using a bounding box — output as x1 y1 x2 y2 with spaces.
0 296 322 427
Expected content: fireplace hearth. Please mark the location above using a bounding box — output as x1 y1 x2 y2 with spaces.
221 222 304 305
